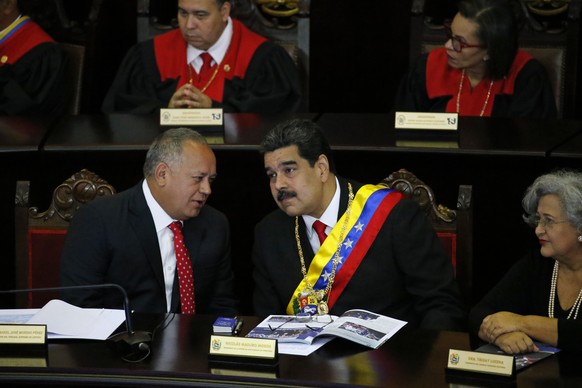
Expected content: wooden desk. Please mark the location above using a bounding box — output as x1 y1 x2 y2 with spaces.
0 116 51 152
316 114 582 155
549 126 582 160
42 113 318 152
0 314 580 387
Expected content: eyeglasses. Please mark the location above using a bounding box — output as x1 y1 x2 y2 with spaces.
443 23 485 53
268 314 334 331
527 215 570 229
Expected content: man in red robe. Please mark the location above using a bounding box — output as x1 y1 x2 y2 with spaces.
103 0 301 113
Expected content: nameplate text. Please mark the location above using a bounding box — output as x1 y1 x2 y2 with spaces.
0 324 46 345
209 335 277 360
160 108 223 126
395 111 458 130
447 349 515 377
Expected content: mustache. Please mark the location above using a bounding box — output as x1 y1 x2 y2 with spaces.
277 190 296 202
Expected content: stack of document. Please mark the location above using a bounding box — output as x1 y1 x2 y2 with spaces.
0 299 126 340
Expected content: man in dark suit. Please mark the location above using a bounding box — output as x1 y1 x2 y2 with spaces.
61 128 237 315
252 119 465 330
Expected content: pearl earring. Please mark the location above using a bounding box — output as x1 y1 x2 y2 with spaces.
578 235 582 242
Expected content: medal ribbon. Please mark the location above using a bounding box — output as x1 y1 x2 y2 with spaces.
286 184 402 314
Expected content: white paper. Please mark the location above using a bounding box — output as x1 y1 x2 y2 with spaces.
0 309 38 324
0 300 125 340
278 337 334 356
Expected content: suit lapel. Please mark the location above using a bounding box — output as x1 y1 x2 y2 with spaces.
127 184 167 302
182 216 205 266
336 176 351 218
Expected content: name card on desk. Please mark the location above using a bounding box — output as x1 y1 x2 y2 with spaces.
395 112 458 130
208 335 278 367
160 108 223 126
0 324 47 359
446 349 515 377
0 324 46 345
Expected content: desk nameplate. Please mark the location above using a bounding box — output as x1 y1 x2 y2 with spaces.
160 109 223 126
446 349 515 377
0 324 47 358
395 111 458 130
208 335 278 368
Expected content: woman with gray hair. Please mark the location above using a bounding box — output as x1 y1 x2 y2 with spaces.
469 170 582 353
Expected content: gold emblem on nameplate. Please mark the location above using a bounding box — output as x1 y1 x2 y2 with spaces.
317 301 329 315
223 64 231 72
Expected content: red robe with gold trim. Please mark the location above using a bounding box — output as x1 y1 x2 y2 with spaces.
395 47 557 118
0 17 70 116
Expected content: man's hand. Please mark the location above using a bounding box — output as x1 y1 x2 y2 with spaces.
168 84 212 109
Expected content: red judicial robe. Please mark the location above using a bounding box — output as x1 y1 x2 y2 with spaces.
102 19 301 113
0 16 70 116
395 47 557 118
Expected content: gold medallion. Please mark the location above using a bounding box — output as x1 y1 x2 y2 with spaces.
317 301 329 315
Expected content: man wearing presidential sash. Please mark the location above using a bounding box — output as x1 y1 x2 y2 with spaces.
252 118 465 330
0 0 70 116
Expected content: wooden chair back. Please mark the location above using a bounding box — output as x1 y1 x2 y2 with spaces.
381 168 473 306
14 169 115 308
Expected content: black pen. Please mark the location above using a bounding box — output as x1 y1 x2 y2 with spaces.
233 319 244 335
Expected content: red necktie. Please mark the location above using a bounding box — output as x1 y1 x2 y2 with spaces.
313 220 328 245
198 52 214 82
168 221 195 314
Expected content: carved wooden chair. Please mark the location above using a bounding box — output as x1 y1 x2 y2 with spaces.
14 169 116 308
381 168 473 306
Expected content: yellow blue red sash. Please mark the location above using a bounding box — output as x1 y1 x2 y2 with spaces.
287 184 403 314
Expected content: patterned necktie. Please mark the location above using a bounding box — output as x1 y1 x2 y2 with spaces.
313 220 328 245
198 52 214 82
168 221 195 314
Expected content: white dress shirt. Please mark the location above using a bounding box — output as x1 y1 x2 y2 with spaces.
302 177 341 254
142 180 178 312
187 17 233 71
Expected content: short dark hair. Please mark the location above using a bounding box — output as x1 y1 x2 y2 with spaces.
261 118 336 174
458 0 522 79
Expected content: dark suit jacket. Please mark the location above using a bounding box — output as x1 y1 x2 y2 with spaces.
60 182 237 314
252 177 465 330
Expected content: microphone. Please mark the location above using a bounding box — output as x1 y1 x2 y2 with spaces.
1 283 152 361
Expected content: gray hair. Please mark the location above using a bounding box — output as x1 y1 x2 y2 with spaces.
522 169 582 233
143 128 208 178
